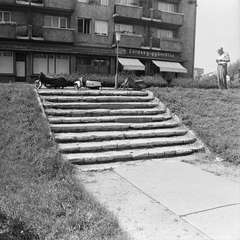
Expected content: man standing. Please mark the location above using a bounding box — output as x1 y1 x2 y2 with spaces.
216 47 230 90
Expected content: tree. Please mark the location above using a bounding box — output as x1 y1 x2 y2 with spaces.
228 59 240 81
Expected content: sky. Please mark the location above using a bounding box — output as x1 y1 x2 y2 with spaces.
194 0 240 74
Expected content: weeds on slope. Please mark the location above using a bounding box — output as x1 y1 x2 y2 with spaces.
151 87 240 164
0 83 129 240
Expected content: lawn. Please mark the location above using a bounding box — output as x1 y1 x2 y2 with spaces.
150 87 240 164
0 81 239 239
0 83 130 240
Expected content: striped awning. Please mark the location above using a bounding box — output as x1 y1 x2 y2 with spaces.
118 58 145 71
152 60 187 73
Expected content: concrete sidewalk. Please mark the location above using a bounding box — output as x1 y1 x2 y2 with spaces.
75 157 240 240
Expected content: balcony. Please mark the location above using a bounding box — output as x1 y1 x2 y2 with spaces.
0 22 16 39
160 38 182 52
114 33 142 48
114 4 143 20
141 37 182 52
43 27 75 43
161 11 184 26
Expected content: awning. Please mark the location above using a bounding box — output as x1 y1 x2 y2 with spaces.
152 60 187 73
118 58 145 71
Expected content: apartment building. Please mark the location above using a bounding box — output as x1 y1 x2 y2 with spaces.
0 0 197 83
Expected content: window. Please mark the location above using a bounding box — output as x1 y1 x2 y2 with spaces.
0 51 13 73
158 2 176 12
115 24 133 33
157 29 173 39
116 0 133 5
44 16 67 29
78 0 89 3
100 0 109 6
78 18 91 34
0 11 11 22
95 20 108 36
33 54 69 74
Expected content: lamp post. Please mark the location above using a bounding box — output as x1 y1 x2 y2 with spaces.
115 31 121 89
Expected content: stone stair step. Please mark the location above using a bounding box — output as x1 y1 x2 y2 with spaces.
38 89 149 97
50 117 180 133
62 143 204 164
54 128 188 143
43 101 159 109
45 107 166 117
58 135 196 153
48 111 172 124
41 95 154 103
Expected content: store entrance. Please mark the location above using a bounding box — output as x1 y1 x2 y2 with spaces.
16 54 26 82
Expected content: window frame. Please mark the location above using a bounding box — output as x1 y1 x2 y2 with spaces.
0 51 13 74
78 18 91 34
158 2 176 13
157 29 174 39
100 0 109 6
44 16 67 29
116 0 133 6
95 20 108 36
0 11 11 23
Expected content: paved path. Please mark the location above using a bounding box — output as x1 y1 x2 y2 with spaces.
75 156 240 240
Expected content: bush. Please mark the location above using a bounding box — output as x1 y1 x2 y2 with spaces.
46 72 240 89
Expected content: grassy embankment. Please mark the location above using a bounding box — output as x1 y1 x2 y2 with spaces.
0 76 239 239
0 84 130 240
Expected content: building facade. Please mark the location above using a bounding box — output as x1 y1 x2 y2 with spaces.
0 0 197 83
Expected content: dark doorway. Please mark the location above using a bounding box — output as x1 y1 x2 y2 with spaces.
16 54 26 82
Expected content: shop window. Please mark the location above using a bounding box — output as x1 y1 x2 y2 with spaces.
157 29 173 39
33 54 47 74
33 54 69 74
115 24 133 33
44 16 67 29
116 0 133 5
0 51 13 74
95 20 108 36
0 11 11 22
56 55 69 74
78 18 91 34
158 2 176 12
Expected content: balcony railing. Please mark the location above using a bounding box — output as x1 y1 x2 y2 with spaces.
114 33 142 48
0 22 16 39
141 36 182 52
114 4 184 26
159 38 182 52
43 27 75 43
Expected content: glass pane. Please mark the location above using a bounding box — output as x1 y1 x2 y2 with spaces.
33 54 47 74
0 51 13 73
56 55 69 74
4 12 10 22
48 54 55 73
78 19 83 32
44 16 51 27
0 12 2 22
52 17 58 28
60 18 66 28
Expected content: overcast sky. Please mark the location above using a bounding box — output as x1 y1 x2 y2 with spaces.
194 0 240 74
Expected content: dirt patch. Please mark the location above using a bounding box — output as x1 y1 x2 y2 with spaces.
182 152 239 184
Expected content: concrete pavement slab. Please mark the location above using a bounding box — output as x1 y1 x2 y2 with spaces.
183 204 240 240
114 160 240 216
76 169 211 240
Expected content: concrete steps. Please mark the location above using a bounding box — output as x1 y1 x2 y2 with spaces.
37 88 204 164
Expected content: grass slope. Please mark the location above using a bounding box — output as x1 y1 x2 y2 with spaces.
0 84 129 240
150 87 240 164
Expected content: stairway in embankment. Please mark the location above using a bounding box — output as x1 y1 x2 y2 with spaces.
37 89 204 164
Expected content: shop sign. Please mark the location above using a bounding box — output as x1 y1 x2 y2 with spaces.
119 48 179 59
